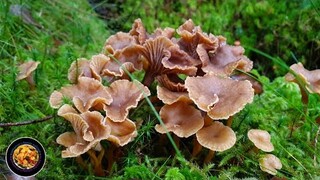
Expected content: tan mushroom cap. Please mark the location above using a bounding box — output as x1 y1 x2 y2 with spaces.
247 129 274 152
49 77 113 112
185 73 254 119
129 18 147 45
104 32 137 54
104 79 150 122
149 27 175 39
285 62 320 95
177 19 219 59
231 73 263 94
156 86 191 105
16 60 40 80
196 121 236 152
89 54 112 81
155 101 204 138
68 59 99 83
56 104 111 158
200 44 253 76
105 117 137 146
259 154 282 175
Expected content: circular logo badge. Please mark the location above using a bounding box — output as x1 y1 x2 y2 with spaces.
5 137 46 177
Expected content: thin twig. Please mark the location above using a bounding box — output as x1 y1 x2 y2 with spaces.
314 125 320 166
0 115 53 127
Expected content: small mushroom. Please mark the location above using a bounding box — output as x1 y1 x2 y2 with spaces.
49 77 113 112
196 121 236 152
185 73 254 119
104 79 150 122
155 101 204 138
16 60 40 90
259 154 282 175
285 62 320 104
56 104 111 158
68 58 102 83
247 129 274 152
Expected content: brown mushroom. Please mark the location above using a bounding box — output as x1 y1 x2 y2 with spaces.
231 73 263 94
49 77 113 112
68 59 97 83
56 104 111 158
155 101 204 138
156 85 191 105
199 44 253 76
196 121 236 152
16 60 40 90
247 129 274 152
129 18 147 44
177 19 219 60
285 62 320 104
259 154 282 175
104 79 150 122
185 73 254 119
105 117 137 146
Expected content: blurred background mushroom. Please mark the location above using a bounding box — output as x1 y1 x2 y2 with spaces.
259 154 282 175
285 62 320 105
16 60 40 90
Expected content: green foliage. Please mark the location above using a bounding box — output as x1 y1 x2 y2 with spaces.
165 167 185 180
123 164 156 179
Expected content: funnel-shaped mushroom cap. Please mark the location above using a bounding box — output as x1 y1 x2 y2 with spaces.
129 18 147 44
103 32 144 77
185 73 254 119
259 154 282 175
155 101 204 138
105 118 137 146
285 62 320 94
49 77 112 112
177 19 219 60
149 27 175 39
89 54 112 81
196 121 236 151
68 59 101 83
156 86 191 105
104 79 150 122
16 60 40 80
200 44 253 76
247 129 274 152
56 105 111 158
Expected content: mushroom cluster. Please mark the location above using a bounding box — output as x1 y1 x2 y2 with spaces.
50 19 259 176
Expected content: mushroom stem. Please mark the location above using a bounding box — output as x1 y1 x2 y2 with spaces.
87 149 105 176
203 150 215 164
142 71 155 87
105 143 117 174
192 137 203 157
26 74 36 90
75 155 88 171
171 134 180 155
226 116 233 127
